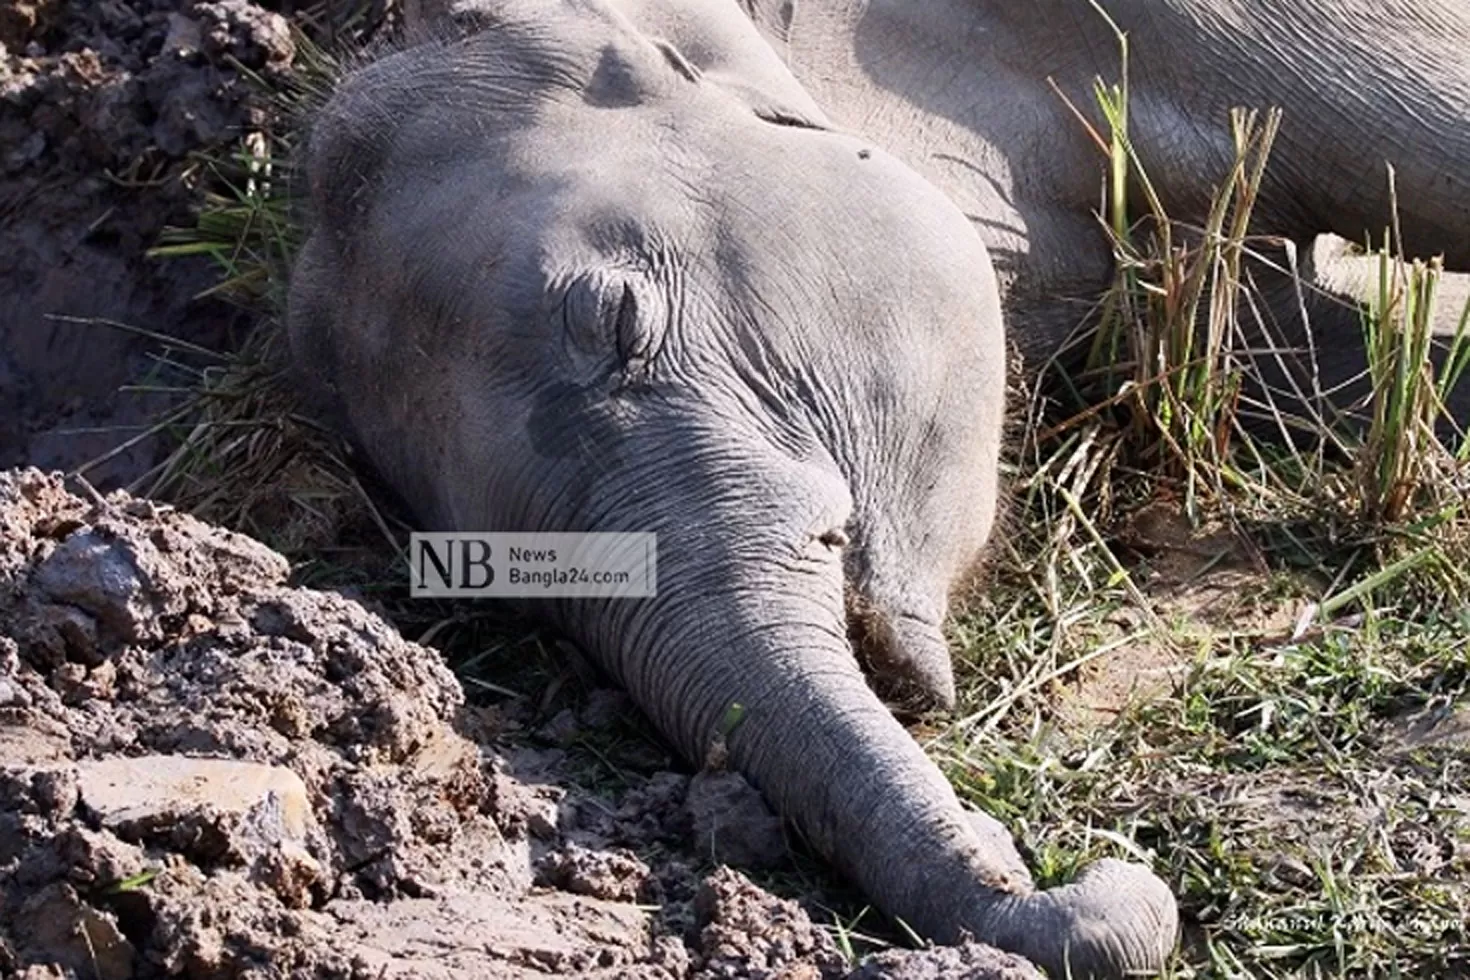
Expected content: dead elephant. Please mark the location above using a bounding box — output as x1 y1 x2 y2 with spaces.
287 0 1179 976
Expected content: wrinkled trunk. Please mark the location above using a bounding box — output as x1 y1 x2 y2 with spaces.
566 526 1177 979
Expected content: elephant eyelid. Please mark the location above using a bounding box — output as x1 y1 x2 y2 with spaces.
613 284 644 365
556 275 657 376
611 282 664 389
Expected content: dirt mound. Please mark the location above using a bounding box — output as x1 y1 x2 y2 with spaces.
0 468 1030 978
0 0 294 486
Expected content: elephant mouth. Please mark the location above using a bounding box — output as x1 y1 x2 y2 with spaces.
844 590 954 714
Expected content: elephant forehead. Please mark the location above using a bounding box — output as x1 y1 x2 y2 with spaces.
527 106 987 271
449 102 983 326
319 1 989 285
314 1 1001 374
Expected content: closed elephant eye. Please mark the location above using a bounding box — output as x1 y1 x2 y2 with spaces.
612 283 655 370
559 272 662 386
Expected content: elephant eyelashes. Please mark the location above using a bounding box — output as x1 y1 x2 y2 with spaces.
818 527 849 549
613 284 650 369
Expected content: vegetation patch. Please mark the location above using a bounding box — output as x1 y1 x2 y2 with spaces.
933 9 1470 976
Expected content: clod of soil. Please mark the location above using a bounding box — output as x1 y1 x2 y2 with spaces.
0 468 1034 977
846 944 1042 980
693 867 847 980
687 771 789 870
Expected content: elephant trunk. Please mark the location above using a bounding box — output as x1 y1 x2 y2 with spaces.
579 541 1178 979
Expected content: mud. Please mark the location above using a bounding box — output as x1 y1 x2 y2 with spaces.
0 0 295 487
0 468 1031 978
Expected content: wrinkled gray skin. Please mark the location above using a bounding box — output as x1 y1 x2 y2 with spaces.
743 0 1470 415
289 1 1177 976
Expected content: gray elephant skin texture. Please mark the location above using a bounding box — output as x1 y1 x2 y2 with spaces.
743 0 1470 421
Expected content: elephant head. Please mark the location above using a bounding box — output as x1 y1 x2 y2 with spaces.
288 0 1178 976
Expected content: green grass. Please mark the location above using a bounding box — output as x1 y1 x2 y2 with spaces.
925 8 1470 977
110 7 1470 978
939 604 1470 978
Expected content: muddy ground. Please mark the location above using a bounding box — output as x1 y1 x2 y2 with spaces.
0 0 293 486
0 3 1045 975
0 1 1152 975
0 468 1043 978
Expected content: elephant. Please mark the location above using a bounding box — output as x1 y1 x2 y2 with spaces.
290 0 1470 976
734 0 1470 418
287 0 1179 976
